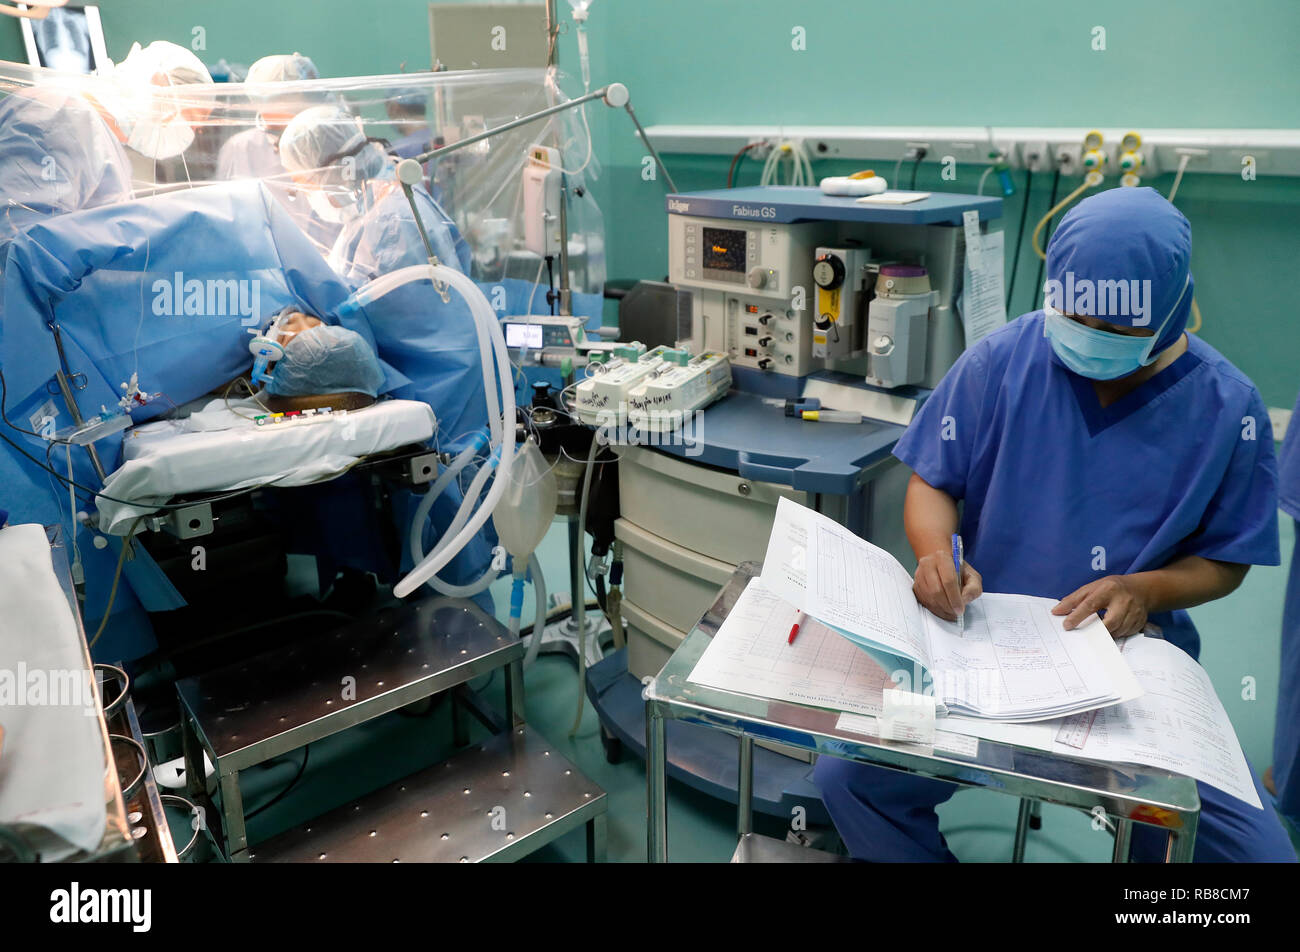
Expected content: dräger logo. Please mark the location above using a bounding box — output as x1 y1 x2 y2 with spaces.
50 883 151 933
667 199 690 213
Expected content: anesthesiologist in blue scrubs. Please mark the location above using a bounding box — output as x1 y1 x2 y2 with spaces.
1266 387 1300 830
815 187 1297 862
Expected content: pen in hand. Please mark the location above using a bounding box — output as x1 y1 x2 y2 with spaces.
951 533 965 636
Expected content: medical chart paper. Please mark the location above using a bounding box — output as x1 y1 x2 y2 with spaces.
760 497 1141 721
958 210 1007 347
942 634 1261 809
688 579 898 717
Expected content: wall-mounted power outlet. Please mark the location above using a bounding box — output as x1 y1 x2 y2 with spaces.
1021 140 1049 172
1054 144 1079 176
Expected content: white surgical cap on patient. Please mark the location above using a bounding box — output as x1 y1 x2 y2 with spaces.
246 53 320 84
279 104 388 187
115 41 213 88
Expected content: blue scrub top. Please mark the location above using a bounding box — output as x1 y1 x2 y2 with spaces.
1278 389 1300 521
894 312 1280 659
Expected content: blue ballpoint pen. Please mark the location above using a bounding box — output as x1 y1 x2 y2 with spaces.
951 532 965 635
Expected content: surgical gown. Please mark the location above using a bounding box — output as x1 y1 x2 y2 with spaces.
216 127 341 252
0 87 132 264
1274 387 1300 825
814 313 1296 862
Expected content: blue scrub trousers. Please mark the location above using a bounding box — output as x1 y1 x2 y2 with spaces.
1274 521 1300 825
815 752 1297 862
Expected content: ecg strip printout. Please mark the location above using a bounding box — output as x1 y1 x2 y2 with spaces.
687 579 897 717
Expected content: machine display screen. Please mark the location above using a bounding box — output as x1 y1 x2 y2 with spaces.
702 227 746 273
505 323 545 349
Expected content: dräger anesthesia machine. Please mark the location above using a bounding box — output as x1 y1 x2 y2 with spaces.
587 185 1003 815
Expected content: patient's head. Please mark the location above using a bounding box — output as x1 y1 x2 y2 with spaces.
265 323 385 407
273 311 323 347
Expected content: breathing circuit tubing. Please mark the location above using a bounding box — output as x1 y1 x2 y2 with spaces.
345 263 517 599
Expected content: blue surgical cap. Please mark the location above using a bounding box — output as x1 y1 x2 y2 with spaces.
1045 186 1194 353
266 324 385 397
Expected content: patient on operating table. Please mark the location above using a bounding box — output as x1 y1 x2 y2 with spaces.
245 310 387 413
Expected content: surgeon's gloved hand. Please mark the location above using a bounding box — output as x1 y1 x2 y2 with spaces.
266 324 385 398
1052 574 1149 638
913 549 982 622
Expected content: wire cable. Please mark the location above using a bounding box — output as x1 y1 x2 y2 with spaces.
245 746 310 820
1031 169 1061 312
88 516 143 650
1032 173 1101 260
1004 169 1033 312
727 142 760 188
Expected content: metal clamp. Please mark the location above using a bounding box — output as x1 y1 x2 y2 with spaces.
161 502 214 540
109 734 149 803
94 663 130 720
160 794 203 861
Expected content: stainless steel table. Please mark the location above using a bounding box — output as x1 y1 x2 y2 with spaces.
644 563 1200 863
179 596 607 863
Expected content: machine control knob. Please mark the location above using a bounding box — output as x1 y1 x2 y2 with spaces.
758 336 773 347
813 253 845 290
747 267 771 290
758 313 774 325
784 354 794 364
784 332 795 342
757 357 773 370
872 334 896 356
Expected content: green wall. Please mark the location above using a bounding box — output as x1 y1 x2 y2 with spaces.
2 0 1296 405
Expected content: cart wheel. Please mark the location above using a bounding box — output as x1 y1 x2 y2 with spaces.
600 727 623 764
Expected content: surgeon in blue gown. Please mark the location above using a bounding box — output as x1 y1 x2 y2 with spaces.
814 187 1297 862
1 180 395 663
1267 387 1300 830
278 104 496 596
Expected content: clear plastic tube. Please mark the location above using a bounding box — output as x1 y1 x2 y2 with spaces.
410 457 498 598
350 263 516 598
522 552 547 668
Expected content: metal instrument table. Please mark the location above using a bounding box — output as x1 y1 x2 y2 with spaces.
178 595 607 863
645 563 1200 863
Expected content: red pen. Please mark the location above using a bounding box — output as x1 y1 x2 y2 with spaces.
788 609 807 645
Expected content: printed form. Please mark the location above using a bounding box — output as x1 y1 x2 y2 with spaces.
688 579 897 717
942 634 1262 809
759 497 1140 720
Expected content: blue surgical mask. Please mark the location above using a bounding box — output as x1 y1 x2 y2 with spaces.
1042 308 1159 380
1042 273 1187 380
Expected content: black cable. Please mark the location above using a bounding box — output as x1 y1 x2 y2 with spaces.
909 152 924 190
727 142 759 188
245 746 310 820
544 254 556 315
1004 168 1033 312
0 366 44 438
1031 169 1062 314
